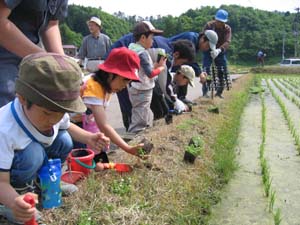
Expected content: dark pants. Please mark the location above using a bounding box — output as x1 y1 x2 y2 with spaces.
202 51 228 96
117 88 132 131
151 81 169 120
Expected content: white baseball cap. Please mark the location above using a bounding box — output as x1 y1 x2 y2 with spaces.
204 30 218 50
87 16 101 27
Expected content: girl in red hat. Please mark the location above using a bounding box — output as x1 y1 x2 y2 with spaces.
81 47 144 171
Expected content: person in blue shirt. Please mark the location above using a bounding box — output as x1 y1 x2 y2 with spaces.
257 50 265 67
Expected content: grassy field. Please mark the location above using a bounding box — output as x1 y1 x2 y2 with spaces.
34 74 254 225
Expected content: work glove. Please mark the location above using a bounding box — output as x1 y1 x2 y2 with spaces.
210 48 222 59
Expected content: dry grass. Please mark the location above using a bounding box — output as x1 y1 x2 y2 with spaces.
0 75 253 225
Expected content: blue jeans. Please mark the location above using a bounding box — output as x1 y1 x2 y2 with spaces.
10 130 73 188
202 51 228 96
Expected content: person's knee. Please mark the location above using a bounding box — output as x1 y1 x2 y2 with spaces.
47 130 73 163
58 131 73 162
10 142 45 185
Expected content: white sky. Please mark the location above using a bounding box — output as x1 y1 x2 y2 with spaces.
68 0 300 17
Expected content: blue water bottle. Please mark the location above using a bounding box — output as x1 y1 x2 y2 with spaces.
38 158 62 209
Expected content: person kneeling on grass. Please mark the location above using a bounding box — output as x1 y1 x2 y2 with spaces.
171 65 195 113
80 47 144 171
0 52 110 224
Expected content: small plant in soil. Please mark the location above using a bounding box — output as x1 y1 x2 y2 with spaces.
274 208 282 225
188 136 204 148
208 105 219 114
249 86 264 94
109 177 132 196
184 136 204 163
269 190 276 213
78 211 96 225
137 138 154 158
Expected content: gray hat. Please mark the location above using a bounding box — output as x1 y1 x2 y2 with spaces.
15 52 86 113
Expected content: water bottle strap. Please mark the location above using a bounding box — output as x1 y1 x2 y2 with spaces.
11 100 58 181
75 158 96 169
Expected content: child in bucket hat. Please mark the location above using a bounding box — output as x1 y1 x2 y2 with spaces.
0 52 110 224
81 47 145 171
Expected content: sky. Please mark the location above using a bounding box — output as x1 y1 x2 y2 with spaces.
68 0 300 17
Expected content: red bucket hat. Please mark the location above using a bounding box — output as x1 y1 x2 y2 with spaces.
99 47 140 81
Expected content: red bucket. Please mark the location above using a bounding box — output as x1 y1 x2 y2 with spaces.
68 148 95 176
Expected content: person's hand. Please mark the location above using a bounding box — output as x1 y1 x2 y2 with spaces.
11 193 38 222
87 132 110 152
199 72 207 84
124 143 146 158
210 48 221 59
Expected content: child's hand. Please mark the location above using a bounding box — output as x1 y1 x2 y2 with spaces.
199 72 207 84
88 132 110 152
157 56 167 67
125 143 146 158
12 193 37 222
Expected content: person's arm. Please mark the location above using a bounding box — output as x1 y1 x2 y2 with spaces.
105 36 112 55
89 104 143 156
0 0 45 57
140 52 165 78
40 20 64 54
67 123 110 152
0 172 36 222
77 37 87 64
219 25 231 52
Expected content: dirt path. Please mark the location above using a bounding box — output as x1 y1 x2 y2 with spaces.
209 94 273 225
265 79 300 224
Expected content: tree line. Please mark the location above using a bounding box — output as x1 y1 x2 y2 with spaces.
61 4 299 64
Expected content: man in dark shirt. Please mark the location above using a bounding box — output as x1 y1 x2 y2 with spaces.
0 0 68 107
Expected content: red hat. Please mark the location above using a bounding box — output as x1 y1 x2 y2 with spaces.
99 47 140 81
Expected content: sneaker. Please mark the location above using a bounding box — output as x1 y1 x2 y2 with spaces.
215 93 224 99
121 132 137 142
181 98 196 105
61 181 78 196
203 93 210 98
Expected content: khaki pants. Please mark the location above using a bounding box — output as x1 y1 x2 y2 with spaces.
128 87 153 133
86 60 104 72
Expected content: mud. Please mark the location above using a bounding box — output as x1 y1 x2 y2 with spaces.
273 79 300 135
209 94 273 225
265 79 300 225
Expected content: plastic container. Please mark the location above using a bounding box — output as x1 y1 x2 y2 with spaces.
23 195 38 225
82 113 99 134
68 148 95 176
38 159 62 209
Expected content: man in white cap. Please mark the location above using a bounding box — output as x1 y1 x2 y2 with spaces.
78 16 112 72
